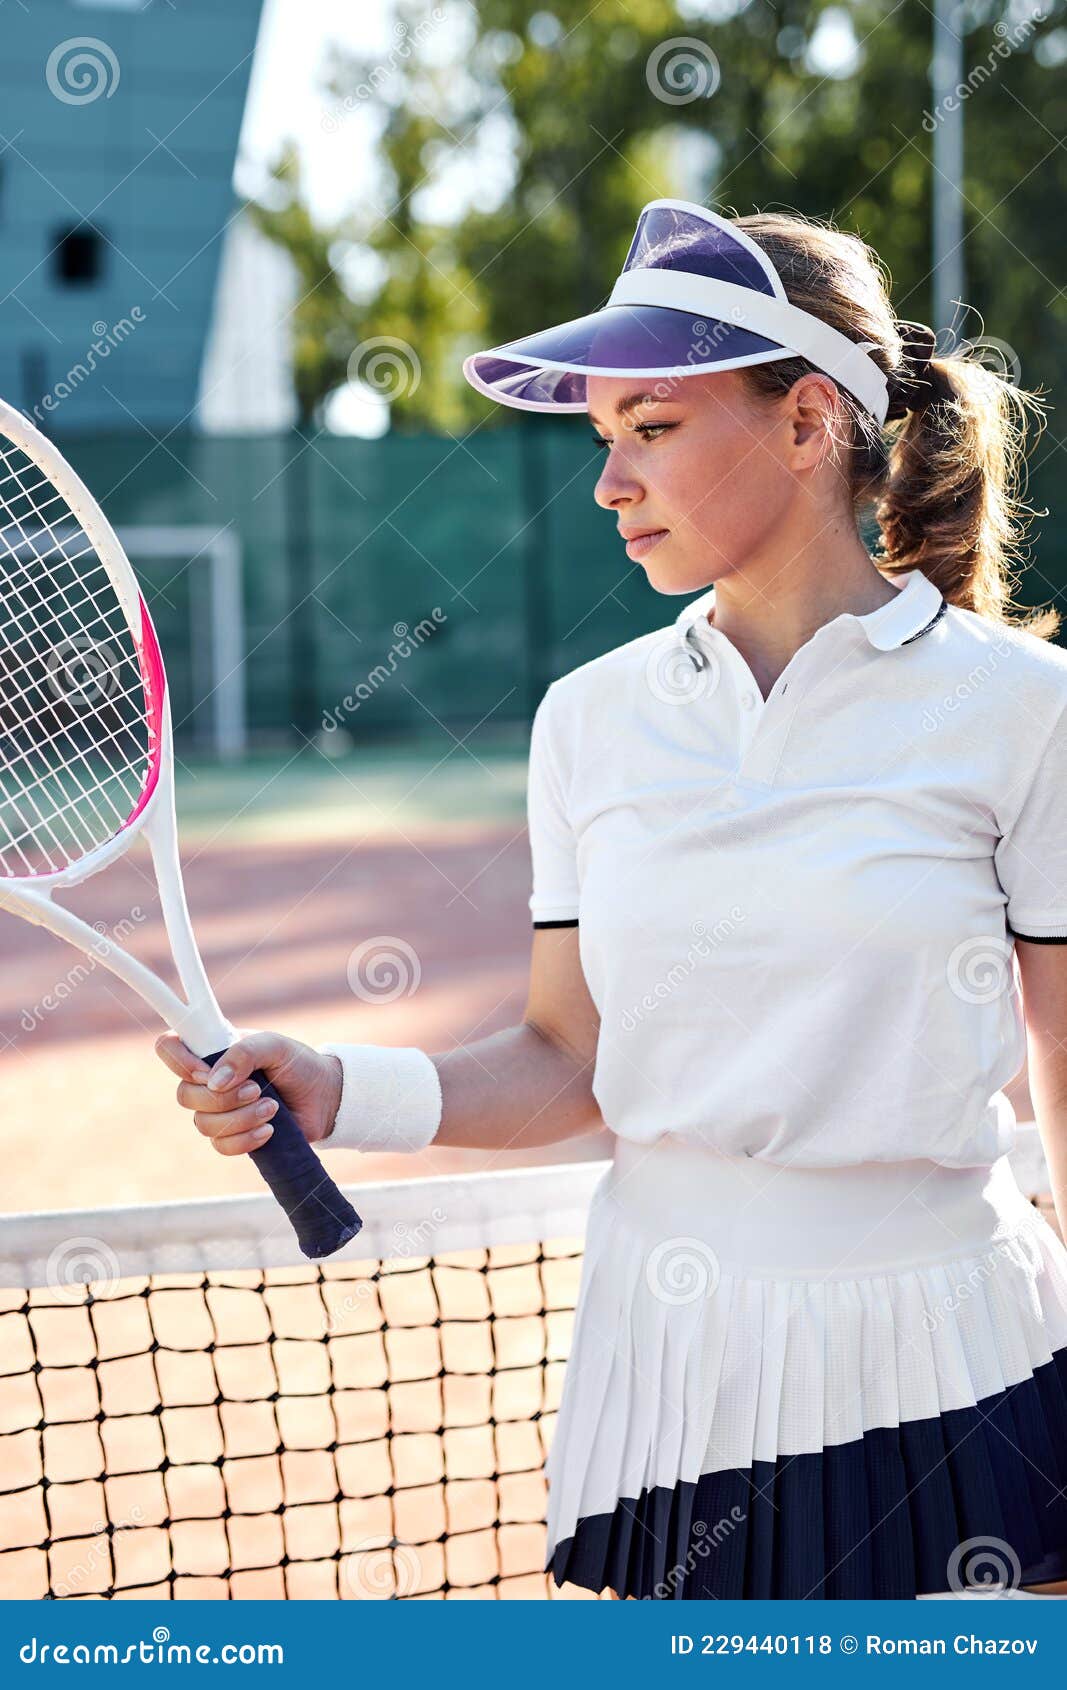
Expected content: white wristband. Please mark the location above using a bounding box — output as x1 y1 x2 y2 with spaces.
317 1042 443 1153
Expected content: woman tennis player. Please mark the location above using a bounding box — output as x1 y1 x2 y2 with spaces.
156 201 1067 1601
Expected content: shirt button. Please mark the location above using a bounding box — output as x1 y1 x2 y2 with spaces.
740 692 757 710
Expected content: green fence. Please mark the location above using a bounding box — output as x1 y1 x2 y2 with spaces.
58 424 1067 754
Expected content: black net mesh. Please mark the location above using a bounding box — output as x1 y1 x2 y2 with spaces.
0 1235 584 1599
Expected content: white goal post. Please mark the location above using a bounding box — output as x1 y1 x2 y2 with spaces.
117 525 247 762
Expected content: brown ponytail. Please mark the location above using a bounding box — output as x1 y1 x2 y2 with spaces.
874 353 1055 636
729 210 1057 640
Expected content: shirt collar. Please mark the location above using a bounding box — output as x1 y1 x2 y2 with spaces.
675 568 946 655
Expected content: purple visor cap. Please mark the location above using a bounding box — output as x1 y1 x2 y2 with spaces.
462 200 889 423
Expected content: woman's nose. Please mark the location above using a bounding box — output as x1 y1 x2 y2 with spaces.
593 453 643 511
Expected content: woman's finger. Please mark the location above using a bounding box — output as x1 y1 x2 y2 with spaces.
193 1098 278 1152
207 1124 277 1157
155 1034 211 1084
177 1078 262 1114
204 1031 291 1093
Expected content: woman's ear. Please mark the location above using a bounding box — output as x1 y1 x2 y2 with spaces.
786 372 842 467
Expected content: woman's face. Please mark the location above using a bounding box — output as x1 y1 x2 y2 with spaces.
587 368 829 595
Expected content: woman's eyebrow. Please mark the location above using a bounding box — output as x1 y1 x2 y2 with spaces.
588 391 678 426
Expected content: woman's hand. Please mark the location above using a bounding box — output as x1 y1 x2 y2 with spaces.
154 1031 343 1155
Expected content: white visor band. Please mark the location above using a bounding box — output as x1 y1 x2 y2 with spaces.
606 268 889 424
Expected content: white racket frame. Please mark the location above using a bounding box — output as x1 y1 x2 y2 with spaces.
0 397 237 1057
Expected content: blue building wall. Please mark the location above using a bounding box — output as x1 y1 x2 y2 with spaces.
0 0 263 433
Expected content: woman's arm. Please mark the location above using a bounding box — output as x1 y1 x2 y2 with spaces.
1013 939 1067 1239
433 925 601 1150
155 926 602 1157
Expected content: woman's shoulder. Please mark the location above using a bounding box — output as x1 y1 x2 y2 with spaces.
543 621 684 711
938 600 1067 709
533 626 680 774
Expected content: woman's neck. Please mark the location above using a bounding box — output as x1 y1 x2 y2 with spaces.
705 545 900 698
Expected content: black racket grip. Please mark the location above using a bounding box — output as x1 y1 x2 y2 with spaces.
205 1054 363 1260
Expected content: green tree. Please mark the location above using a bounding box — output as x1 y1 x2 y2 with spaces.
247 146 364 426
254 0 1067 442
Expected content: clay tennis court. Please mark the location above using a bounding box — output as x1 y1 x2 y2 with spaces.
0 740 611 1212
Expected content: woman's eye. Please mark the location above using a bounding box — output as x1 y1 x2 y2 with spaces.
590 423 673 449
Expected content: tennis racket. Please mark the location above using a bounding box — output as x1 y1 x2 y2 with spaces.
0 396 362 1260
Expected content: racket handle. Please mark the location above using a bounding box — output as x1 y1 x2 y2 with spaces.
205 1053 363 1260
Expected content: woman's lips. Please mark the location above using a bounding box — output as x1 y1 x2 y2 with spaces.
624 530 669 561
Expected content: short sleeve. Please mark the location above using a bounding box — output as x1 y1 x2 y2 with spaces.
527 684 580 927
995 694 1067 942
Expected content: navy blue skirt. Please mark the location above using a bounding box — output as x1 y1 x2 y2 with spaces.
544 1135 1067 1599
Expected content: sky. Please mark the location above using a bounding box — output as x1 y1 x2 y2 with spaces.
237 0 398 224
235 0 398 432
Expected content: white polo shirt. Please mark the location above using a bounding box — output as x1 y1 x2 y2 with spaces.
526 568 1067 1168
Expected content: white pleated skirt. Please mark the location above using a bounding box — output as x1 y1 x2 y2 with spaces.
543 1133 1067 1600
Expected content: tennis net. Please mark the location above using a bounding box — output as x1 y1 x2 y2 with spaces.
0 1160 608 1601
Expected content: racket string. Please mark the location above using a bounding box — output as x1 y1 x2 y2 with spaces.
0 612 140 722
0 475 78 547
0 580 147 865
0 672 150 858
2 746 150 865
0 615 141 726
0 556 131 672
0 628 107 874
0 441 153 878
0 442 135 650
0 702 150 855
0 444 111 567
1 566 129 649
